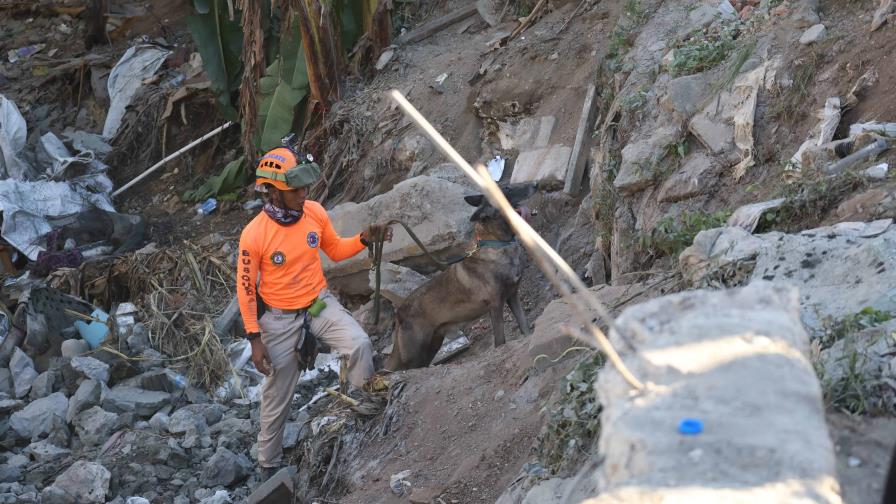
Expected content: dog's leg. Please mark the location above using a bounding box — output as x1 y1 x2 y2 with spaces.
490 305 506 346
507 291 529 336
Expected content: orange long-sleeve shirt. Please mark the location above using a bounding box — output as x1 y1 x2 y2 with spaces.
237 200 366 333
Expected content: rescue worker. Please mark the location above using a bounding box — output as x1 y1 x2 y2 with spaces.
236 144 390 480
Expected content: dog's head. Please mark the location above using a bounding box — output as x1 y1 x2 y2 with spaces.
463 183 537 238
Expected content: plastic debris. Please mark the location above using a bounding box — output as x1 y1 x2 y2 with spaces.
389 470 412 495
0 94 33 180
678 418 703 435
74 308 110 350
197 198 218 216
486 156 505 181
242 198 263 210
7 44 45 63
864 163 889 180
103 45 172 139
848 456 862 468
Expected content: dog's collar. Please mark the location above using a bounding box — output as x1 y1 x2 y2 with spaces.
476 238 517 248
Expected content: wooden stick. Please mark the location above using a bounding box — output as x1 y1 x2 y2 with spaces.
395 4 479 45
325 387 360 407
389 90 644 391
564 84 598 196
112 122 234 198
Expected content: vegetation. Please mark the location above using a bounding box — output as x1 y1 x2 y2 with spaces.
816 308 894 414
641 210 731 257
537 352 605 475
767 51 822 124
669 23 739 77
756 170 868 233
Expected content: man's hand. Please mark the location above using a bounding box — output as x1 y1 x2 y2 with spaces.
360 223 393 245
250 338 273 376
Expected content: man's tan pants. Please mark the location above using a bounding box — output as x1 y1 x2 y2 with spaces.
256 290 374 468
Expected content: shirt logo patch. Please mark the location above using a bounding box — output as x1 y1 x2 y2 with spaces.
271 251 286 266
307 231 319 248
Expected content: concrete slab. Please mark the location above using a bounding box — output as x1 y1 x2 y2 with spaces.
510 145 571 184
248 467 293 504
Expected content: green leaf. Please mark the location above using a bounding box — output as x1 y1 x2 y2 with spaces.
255 22 310 153
187 0 243 119
182 156 248 203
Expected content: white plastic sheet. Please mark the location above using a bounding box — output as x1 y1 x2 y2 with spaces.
103 45 171 139
0 178 114 260
0 93 33 180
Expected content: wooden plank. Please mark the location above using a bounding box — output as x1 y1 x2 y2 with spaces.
564 84 598 196
396 4 479 45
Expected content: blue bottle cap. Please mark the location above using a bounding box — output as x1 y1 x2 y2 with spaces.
678 418 703 435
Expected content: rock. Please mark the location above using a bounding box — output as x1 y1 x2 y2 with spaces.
200 447 252 487
74 406 117 446
685 4 721 33
60 339 89 358
168 408 208 435
103 387 170 417
282 422 300 449
10 348 38 398
199 490 232 504
528 283 655 369
10 392 68 440
661 73 711 120
690 103 735 156
614 125 681 194
496 116 556 151
28 371 56 400
125 498 150 504
509 145 572 184
67 379 102 423
0 399 24 415
0 466 20 484
47 460 110 503
0 368 13 396
657 152 716 203
126 324 150 355
680 219 896 332
149 410 170 432
586 282 840 503
24 439 71 462
799 24 827 45
119 369 183 393
322 176 475 293
368 263 429 305
393 133 433 175
70 356 110 383
835 186 896 222
790 1 820 28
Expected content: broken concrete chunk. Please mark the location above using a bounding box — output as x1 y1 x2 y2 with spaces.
496 116 555 151
614 125 681 194
200 447 252 487
74 406 118 447
248 467 294 504
661 73 712 120
45 460 110 504
323 176 475 293
657 152 716 203
588 282 840 503
819 318 896 412
510 145 571 184
67 379 102 423
70 356 110 383
726 198 787 233
10 347 38 398
10 392 68 440
680 220 896 333
0 368 12 396
24 439 71 463
368 263 429 305
28 370 56 401
60 339 90 359
102 386 170 417
799 24 827 45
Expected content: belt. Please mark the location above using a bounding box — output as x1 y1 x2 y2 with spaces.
268 306 307 315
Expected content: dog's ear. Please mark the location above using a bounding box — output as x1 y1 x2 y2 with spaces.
464 194 485 207
470 204 498 222
503 182 538 206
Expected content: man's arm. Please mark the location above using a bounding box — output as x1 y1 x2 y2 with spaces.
236 231 262 334
319 209 366 262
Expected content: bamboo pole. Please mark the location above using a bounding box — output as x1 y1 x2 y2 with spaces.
388 90 644 391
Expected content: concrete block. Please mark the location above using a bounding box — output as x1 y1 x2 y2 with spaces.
497 116 555 151
657 152 716 203
586 282 841 503
248 467 293 504
510 145 571 184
